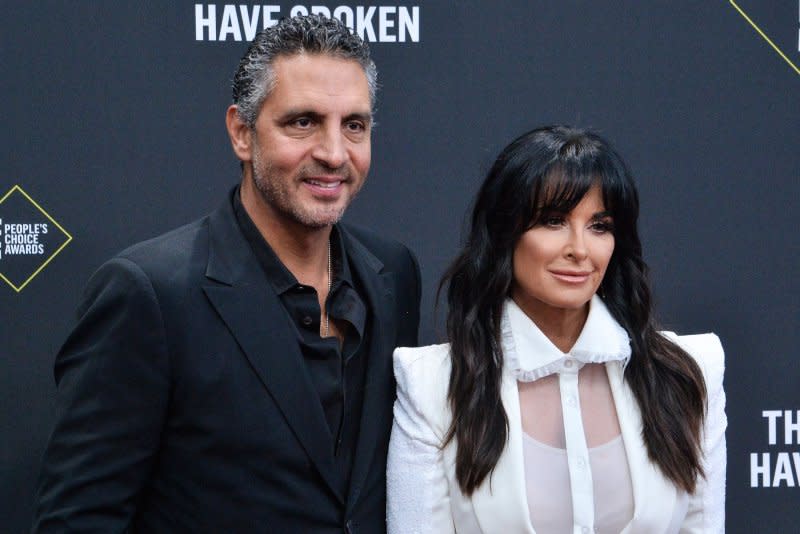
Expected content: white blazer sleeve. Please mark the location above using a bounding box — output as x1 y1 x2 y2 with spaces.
676 334 727 534
387 346 456 534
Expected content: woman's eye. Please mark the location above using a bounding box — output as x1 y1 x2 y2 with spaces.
543 216 564 227
591 220 614 233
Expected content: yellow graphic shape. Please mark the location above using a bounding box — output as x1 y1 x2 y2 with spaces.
0 185 73 292
729 1 800 76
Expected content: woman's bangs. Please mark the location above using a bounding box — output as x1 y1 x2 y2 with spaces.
530 165 596 222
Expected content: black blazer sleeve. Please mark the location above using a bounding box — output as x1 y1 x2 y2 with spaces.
32 257 170 532
398 245 422 347
344 223 422 349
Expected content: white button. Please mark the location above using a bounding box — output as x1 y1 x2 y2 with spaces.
566 395 577 407
577 457 586 469
582 527 590 534
564 359 574 368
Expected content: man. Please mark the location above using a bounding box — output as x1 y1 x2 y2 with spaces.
33 15 420 533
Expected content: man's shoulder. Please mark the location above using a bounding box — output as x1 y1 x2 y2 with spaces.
115 215 211 273
85 209 219 300
339 222 415 269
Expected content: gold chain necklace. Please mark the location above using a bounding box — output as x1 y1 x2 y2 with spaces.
324 238 331 337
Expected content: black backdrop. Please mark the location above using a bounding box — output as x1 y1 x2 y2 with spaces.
2 2 798 532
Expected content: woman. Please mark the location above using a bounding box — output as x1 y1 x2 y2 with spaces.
387 126 726 533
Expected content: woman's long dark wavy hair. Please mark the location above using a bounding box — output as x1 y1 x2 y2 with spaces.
441 125 707 495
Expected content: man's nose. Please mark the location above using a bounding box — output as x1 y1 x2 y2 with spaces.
312 125 348 169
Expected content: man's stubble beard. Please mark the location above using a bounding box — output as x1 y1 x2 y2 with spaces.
251 148 361 229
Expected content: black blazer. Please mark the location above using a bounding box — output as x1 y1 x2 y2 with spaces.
32 192 421 533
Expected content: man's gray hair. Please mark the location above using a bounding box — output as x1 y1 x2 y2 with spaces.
232 14 377 128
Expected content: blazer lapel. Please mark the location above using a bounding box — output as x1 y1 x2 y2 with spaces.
470 369 536 533
200 198 343 502
607 362 677 533
339 229 397 510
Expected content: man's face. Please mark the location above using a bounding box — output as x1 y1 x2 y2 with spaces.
247 53 372 229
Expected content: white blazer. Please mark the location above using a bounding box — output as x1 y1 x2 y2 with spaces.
387 302 726 534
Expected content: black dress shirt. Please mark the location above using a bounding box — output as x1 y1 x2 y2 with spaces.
232 188 369 492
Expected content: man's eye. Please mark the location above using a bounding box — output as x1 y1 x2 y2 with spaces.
346 121 366 132
292 117 312 128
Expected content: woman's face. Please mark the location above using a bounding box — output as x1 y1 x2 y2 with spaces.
511 185 615 320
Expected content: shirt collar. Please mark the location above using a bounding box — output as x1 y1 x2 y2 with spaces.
232 186 354 294
502 295 631 382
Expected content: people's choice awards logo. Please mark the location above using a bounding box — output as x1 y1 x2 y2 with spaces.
751 410 800 488
729 1 800 76
0 185 72 292
195 4 420 43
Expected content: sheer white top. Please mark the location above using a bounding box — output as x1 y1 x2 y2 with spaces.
387 296 727 533
508 297 634 532
523 434 633 533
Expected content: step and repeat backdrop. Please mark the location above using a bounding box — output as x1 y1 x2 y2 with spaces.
2 2 798 532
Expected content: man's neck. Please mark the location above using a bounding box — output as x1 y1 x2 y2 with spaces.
240 178 331 287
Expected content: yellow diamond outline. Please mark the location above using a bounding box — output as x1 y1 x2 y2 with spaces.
729 1 800 76
0 184 73 292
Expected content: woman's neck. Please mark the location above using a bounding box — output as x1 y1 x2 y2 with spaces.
511 295 590 353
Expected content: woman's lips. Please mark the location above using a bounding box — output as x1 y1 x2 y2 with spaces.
550 270 592 283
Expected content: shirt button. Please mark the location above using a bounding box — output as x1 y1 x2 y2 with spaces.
577 457 586 469
582 527 590 534
302 316 313 326
566 395 577 407
564 359 574 368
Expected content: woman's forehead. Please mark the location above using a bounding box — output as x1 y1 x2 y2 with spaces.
535 170 600 208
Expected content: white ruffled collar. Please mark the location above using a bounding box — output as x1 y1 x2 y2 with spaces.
502 295 631 382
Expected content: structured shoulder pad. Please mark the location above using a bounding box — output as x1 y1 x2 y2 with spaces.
662 332 725 395
393 344 453 439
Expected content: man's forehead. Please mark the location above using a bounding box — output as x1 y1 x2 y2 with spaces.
265 53 371 111
271 53 368 87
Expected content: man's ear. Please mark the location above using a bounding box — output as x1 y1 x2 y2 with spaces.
226 105 253 162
